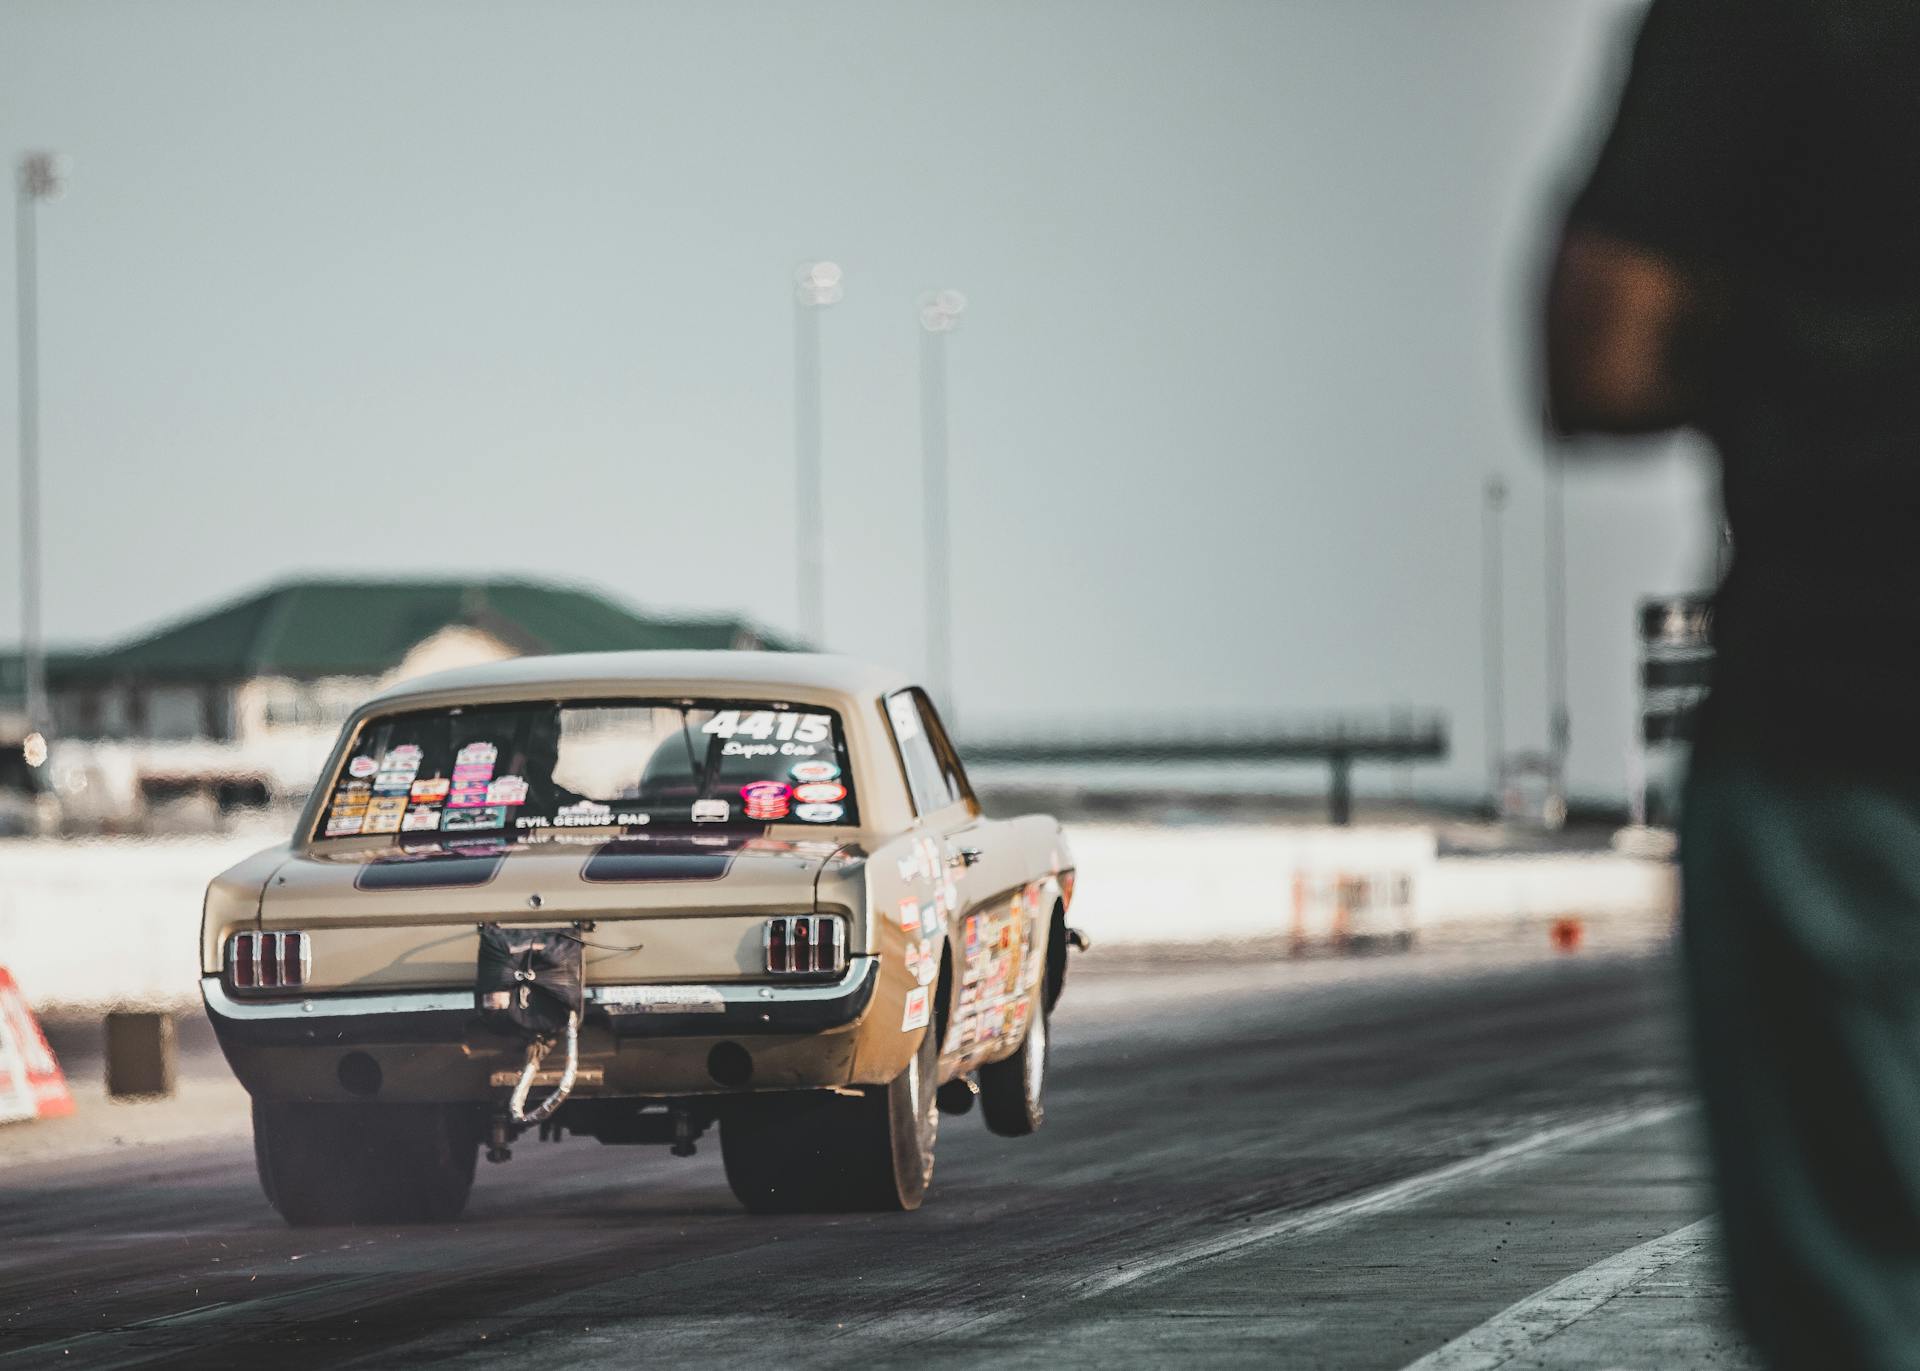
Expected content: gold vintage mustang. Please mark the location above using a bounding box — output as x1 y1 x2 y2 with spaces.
201 651 1079 1225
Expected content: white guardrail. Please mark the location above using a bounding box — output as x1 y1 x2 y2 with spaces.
0 824 1678 1014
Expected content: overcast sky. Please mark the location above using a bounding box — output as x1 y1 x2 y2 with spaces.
1 1 1715 798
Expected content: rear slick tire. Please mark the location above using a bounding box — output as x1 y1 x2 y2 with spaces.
978 991 1047 1137
721 1020 940 1214
253 1101 480 1227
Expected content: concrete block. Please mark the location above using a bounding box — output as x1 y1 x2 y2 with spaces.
105 1011 175 1098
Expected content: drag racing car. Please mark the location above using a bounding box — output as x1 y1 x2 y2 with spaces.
201 651 1079 1224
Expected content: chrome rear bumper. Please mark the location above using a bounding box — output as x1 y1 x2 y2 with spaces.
201 956 879 1046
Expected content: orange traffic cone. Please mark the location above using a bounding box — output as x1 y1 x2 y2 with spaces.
0 968 75 1119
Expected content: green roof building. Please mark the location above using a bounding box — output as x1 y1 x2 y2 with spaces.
0 578 791 806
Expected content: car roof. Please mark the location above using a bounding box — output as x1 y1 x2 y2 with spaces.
363 650 916 710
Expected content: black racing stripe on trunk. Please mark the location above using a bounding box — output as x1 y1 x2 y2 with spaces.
582 839 740 883
354 855 506 890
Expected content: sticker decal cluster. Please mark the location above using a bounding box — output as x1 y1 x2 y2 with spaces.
939 881 1046 1065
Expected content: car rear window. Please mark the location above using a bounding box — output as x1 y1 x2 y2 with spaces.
314 699 857 840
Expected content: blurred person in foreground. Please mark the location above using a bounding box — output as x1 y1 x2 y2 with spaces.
1546 1 1920 1365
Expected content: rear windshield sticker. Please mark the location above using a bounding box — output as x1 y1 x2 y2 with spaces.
554 800 613 827
741 782 791 821
898 898 921 931
789 760 841 784
692 799 730 823
793 781 846 804
410 778 450 801
347 755 378 778
486 775 529 806
795 802 844 823
442 805 508 831
456 742 498 766
701 710 831 744
325 816 364 836
401 806 443 831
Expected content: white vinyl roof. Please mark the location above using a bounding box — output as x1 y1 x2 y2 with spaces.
364 650 916 710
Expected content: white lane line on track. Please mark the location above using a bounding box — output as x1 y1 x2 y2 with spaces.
1398 1216 1715 1371
928 1102 1686 1341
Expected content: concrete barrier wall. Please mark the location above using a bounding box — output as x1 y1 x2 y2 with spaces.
0 833 272 1014
1065 825 1439 947
0 824 1679 1013
1424 855 1679 928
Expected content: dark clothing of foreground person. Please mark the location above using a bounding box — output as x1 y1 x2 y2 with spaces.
1550 1 1920 1366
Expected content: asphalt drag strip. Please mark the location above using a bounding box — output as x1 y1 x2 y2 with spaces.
0 934 1726 1369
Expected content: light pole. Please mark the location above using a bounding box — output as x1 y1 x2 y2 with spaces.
919 289 965 721
15 152 64 741
1482 474 1508 813
793 261 842 649
1544 451 1570 828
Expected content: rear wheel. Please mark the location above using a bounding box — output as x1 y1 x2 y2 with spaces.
978 988 1047 1137
721 1021 940 1213
253 1101 480 1226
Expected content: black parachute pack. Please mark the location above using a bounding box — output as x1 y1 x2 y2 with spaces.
476 923 586 1125
476 923 584 1037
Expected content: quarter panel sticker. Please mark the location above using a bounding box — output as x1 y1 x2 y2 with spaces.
901 985 931 1032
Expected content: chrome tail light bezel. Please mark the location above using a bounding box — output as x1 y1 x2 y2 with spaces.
227 930 311 995
764 915 846 977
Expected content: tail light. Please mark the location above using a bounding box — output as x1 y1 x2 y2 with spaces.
228 931 310 993
1060 869 1076 910
764 916 845 976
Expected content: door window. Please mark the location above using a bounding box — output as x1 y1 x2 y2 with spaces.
886 689 962 817
916 695 978 816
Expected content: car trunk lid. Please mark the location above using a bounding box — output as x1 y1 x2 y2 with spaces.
251 833 849 993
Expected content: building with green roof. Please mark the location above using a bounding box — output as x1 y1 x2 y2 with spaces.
0 577 791 815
